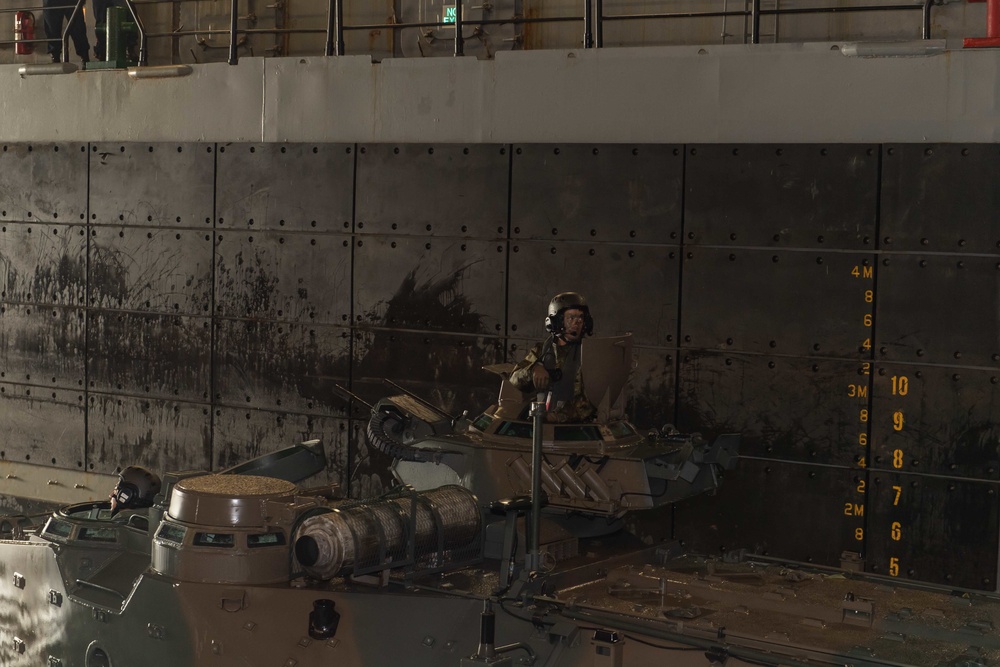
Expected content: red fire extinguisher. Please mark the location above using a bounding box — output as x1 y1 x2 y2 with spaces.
14 11 35 56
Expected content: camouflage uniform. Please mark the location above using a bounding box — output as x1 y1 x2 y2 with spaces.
509 339 596 422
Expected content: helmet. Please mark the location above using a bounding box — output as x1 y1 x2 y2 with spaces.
544 291 594 336
112 465 162 511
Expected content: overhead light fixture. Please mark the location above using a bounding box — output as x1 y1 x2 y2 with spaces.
127 65 193 80
18 63 79 77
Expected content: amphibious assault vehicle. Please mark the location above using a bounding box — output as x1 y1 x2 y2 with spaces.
0 335 994 666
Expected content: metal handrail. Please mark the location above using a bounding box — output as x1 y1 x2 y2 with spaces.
455 0 464 56
0 1 74 49
57 0 147 64
316 0 931 58
597 3 930 45
123 0 148 65
752 0 762 43
2 0 943 66
60 0 84 63
0 2 76 13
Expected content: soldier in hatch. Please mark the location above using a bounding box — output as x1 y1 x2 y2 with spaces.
109 465 162 516
509 291 597 423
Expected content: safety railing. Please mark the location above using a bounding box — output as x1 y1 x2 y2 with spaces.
0 1 146 64
0 3 74 54
285 0 942 61
64 0 146 64
0 0 947 67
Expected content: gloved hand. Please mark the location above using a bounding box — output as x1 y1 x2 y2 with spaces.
532 363 551 391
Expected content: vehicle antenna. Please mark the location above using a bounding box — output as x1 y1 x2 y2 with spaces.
333 383 373 411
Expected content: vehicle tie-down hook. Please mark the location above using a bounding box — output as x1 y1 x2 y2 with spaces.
464 599 537 665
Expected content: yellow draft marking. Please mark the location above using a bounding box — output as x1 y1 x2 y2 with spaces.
892 449 904 469
852 265 874 279
893 410 904 431
844 502 865 516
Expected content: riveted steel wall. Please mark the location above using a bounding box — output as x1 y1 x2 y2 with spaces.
674 142 1000 591
0 140 998 591
673 144 880 570
86 143 215 474
861 143 1000 590
0 143 88 471
214 143 355 491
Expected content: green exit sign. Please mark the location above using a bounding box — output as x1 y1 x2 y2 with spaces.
443 5 456 23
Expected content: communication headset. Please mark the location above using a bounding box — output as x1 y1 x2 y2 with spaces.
112 465 162 512
544 291 594 337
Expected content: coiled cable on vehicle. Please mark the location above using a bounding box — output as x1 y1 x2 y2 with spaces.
366 406 435 463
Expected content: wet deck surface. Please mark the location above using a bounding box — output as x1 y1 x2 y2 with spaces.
551 552 1000 666
421 537 1000 667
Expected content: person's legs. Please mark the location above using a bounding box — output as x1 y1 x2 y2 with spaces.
41 0 64 61
67 4 90 61
92 0 109 60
